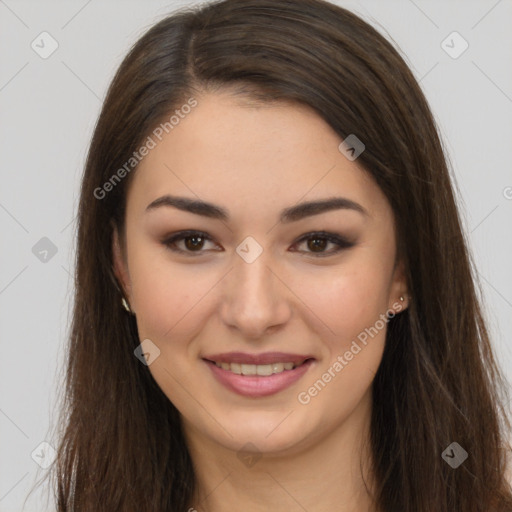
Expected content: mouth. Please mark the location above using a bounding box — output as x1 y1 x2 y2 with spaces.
205 359 311 376
202 352 316 398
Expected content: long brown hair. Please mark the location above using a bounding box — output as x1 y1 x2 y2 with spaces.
39 0 512 510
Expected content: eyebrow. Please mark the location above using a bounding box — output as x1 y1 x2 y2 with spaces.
145 195 368 223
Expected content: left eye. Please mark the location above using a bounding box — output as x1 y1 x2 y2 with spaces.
162 231 218 255
162 230 354 257
292 232 354 256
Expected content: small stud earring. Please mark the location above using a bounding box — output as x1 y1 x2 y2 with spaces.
121 297 133 314
399 295 405 302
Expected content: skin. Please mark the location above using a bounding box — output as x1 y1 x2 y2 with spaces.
113 90 409 512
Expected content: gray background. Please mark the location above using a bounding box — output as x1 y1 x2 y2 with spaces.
1 0 511 510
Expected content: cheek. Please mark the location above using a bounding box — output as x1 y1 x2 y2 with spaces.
128 257 214 412
301 260 392 348
131 258 210 341
294 265 391 422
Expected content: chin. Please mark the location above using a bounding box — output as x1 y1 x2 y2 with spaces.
188 407 323 457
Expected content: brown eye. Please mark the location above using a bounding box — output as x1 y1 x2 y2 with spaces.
292 232 355 257
306 236 329 252
183 234 206 251
162 231 218 255
162 230 354 258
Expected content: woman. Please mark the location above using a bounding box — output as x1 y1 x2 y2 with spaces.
45 0 512 510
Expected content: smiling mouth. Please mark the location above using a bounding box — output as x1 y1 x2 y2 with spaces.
204 359 313 376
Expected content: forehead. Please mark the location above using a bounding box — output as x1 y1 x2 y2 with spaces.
126 91 389 222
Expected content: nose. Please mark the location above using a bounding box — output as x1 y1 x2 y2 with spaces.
219 249 292 339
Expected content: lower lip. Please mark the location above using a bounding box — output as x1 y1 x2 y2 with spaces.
204 359 314 398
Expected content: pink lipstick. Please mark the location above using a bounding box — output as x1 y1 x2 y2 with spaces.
202 352 315 398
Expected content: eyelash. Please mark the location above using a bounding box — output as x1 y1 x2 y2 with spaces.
161 230 355 258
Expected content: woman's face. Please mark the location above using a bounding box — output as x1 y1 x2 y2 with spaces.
113 90 407 456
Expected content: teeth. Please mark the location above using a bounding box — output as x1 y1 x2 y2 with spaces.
271 363 284 374
257 364 273 376
241 364 256 375
213 361 301 375
230 363 242 374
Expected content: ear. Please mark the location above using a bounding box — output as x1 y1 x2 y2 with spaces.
112 223 132 304
388 258 410 312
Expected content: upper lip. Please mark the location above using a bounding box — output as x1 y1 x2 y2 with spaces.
203 352 315 365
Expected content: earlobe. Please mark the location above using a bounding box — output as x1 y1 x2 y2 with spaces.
398 294 410 312
390 259 410 312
